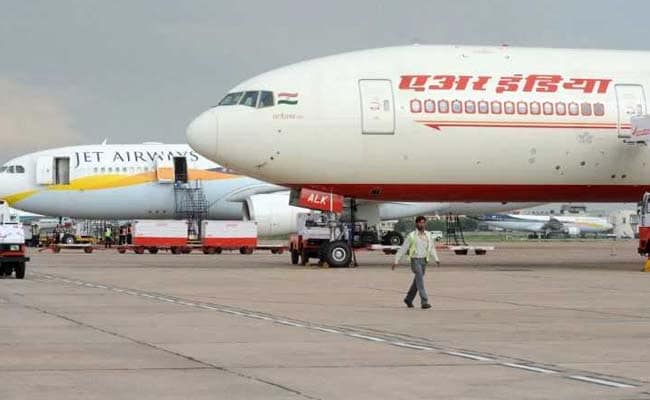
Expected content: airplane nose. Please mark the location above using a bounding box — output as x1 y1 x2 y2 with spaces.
186 110 218 159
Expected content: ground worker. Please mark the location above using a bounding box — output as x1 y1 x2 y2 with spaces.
104 225 113 248
391 216 439 309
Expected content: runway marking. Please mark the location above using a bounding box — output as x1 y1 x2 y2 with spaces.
32 272 643 392
312 327 341 334
277 320 305 328
348 333 386 342
568 375 636 389
442 351 495 362
392 342 434 351
501 362 558 374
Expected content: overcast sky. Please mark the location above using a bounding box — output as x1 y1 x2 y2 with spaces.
1 0 648 161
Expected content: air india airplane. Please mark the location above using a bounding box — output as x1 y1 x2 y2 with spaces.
186 45 650 203
0 143 536 237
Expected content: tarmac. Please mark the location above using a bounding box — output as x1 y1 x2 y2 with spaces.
1 240 650 399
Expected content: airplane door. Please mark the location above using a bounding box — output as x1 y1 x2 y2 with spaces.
615 84 647 138
54 157 70 185
36 156 54 185
359 79 395 134
173 157 188 183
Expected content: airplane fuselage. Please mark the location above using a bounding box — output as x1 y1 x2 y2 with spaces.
188 45 650 202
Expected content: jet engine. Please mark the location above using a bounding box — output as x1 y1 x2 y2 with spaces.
565 226 581 236
243 192 305 236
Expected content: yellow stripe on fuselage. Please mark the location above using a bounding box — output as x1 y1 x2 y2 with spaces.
3 190 39 205
3 169 239 203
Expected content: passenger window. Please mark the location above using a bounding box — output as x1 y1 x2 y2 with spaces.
424 99 435 113
465 100 476 114
451 100 462 113
568 102 579 116
504 101 515 114
258 91 274 108
594 103 605 116
530 102 541 115
410 99 422 113
478 101 489 114
543 102 554 115
15 166 25 173
438 100 449 113
580 103 592 116
218 92 244 106
240 91 259 107
517 101 528 114
556 102 566 115
491 101 502 114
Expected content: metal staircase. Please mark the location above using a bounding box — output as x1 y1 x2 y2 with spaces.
445 214 467 246
174 180 208 239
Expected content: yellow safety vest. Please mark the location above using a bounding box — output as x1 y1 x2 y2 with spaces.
407 231 432 262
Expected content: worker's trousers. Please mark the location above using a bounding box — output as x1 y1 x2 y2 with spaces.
405 257 428 304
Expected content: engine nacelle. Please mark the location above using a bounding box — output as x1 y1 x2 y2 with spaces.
566 226 581 236
244 192 306 236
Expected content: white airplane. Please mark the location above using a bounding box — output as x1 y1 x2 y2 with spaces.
187 45 650 203
0 143 537 237
477 213 613 237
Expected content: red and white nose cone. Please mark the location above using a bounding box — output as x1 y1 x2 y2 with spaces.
186 110 218 160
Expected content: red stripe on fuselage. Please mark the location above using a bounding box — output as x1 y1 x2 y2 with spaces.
283 184 650 202
418 121 630 130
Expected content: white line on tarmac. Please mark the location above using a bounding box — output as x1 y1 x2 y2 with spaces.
443 351 494 362
501 363 558 374
276 320 305 328
32 273 641 391
348 333 386 342
568 375 636 388
312 327 342 334
392 342 434 351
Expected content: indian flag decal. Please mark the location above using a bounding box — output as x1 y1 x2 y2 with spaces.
278 92 298 105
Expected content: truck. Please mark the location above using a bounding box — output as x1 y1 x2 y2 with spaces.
201 220 257 254
0 201 29 278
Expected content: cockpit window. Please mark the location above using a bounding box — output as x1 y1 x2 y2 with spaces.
6 166 14 173
218 92 244 106
15 165 25 173
239 91 259 107
258 91 274 108
0 167 6 173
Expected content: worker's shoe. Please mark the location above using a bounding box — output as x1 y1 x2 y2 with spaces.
403 299 414 308
421 303 432 309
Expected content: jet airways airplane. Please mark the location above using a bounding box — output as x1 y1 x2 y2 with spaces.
478 213 613 237
0 143 537 236
187 45 650 203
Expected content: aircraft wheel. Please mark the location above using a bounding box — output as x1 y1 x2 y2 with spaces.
134 247 145 254
148 247 159 254
324 241 352 268
84 247 93 254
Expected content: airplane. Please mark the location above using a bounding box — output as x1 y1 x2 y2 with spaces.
477 213 613 238
186 44 650 204
0 143 538 237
